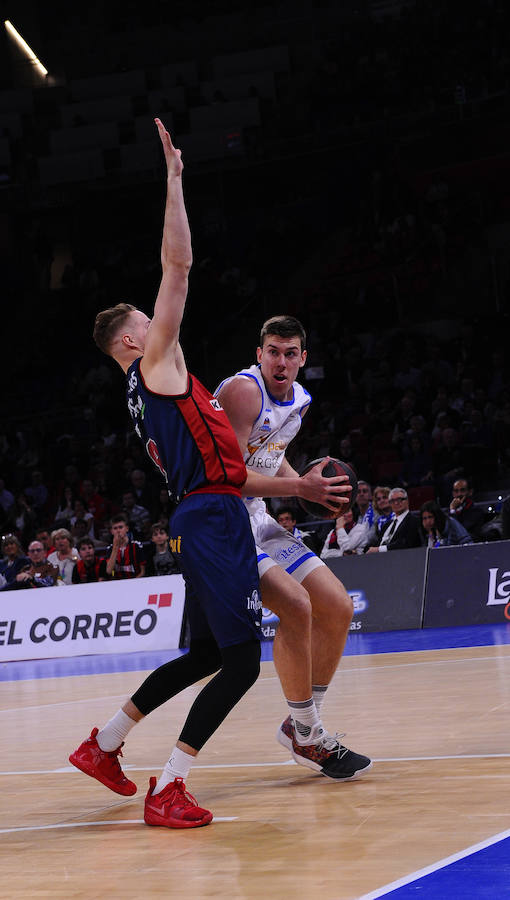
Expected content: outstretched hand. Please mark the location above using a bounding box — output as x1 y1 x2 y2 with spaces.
155 118 183 178
298 457 351 512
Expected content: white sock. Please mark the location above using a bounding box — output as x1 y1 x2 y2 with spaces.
312 684 328 718
97 709 137 752
152 746 195 795
287 698 324 745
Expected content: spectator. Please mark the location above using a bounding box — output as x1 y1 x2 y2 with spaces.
0 478 15 518
0 535 30 587
121 490 150 540
320 505 369 558
448 478 485 541
130 468 154 513
35 527 54 556
145 522 180 577
7 493 37 546
72 537 107 583
366 488 421 552
25 469 49 514
54 486 78 526
400 436 434 489
80 478 108 527
105 513 145 579
9 541 59 589
419 500 472 547
356 480 375 526
366 485 394 546
47 528 79 584
153 486 173 523
69 498 95 538
275 505 322 554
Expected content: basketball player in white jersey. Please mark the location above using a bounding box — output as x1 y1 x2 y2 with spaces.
216 316 372 780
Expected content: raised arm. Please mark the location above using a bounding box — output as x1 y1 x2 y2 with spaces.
142 119 192 394
216 377 350 512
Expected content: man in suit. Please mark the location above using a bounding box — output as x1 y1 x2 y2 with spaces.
366 487 421 552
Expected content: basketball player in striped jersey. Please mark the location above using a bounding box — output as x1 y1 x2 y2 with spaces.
69 121 351 827
216 317 372 780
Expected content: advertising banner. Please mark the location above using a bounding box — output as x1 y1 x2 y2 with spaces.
0 574 186 662
423 539 510 628
326 548 427 632
261 548 427 639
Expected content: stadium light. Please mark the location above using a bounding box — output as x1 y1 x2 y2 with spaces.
4 20 48 77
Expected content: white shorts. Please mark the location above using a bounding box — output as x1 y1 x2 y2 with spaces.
247 499 324 584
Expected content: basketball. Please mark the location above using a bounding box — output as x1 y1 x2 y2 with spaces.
298 457 358 519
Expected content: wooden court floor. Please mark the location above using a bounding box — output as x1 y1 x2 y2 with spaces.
1 642 510 899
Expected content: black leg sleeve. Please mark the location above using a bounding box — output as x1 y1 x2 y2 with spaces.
130 639 222 716
178 639 261 751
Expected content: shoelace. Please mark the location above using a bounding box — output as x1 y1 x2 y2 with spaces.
163 778 198 808
318 732 349 759
104 744 125 775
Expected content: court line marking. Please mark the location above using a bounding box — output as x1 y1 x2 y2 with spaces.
356 826 510 899
0 753 509 778
0 817 237 835
3 652 509 714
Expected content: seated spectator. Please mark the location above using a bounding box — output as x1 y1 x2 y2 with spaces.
400 436 434 489
448 478 485 541
356 481 375 526
47 528 79 584
35 527 54 556
80 478 108 527
419 501 473 547
25 469 49 515
0 478 15 520
130 468 154 513
70 518 100 548
145 522 180 576
72 538 107 583
366 488 421 552
9 541 59 589
275 506 322 554
69 499 95 538
320 505 369 558
366 485 394 546
153 487 173 523
6 493 37 545
54 486 78 526
0 535 30 587
121 490 150 541
105 513 146 579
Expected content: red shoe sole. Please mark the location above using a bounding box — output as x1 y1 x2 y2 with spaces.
69 752 137 796
144 809 213 829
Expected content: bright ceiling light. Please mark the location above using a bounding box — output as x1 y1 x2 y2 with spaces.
4 20 48 77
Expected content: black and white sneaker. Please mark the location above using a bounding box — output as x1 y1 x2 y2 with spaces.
277 715 372 781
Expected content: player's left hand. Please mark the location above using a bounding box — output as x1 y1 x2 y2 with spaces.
155 118 183 178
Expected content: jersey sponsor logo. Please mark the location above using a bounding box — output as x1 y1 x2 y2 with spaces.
146 438 168 481
127 393 143 420
261 416 271 432
267 441 286 452
209 398 223 411
247 457 281 470
275 541 301 562
247 588 262 612
128 371 138 391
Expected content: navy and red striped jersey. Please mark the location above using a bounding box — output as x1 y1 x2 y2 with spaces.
126 358 247 503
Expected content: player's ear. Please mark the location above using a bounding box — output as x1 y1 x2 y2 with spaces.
299 349 307 368
256 345 263 363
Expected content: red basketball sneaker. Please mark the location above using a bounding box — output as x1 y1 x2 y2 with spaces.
69 727 137 796
144 777 213 828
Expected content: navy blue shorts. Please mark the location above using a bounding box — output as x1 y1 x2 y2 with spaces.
169 492 261 648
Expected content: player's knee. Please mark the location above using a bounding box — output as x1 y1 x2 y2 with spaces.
267 583 312 628
188 638 222 676
330 583 353 622
221 640 260 692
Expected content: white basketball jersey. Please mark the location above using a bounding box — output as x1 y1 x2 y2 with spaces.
215 364 311 515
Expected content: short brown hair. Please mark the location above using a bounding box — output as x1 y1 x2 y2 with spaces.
93 303 136 355
259 315 306 351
